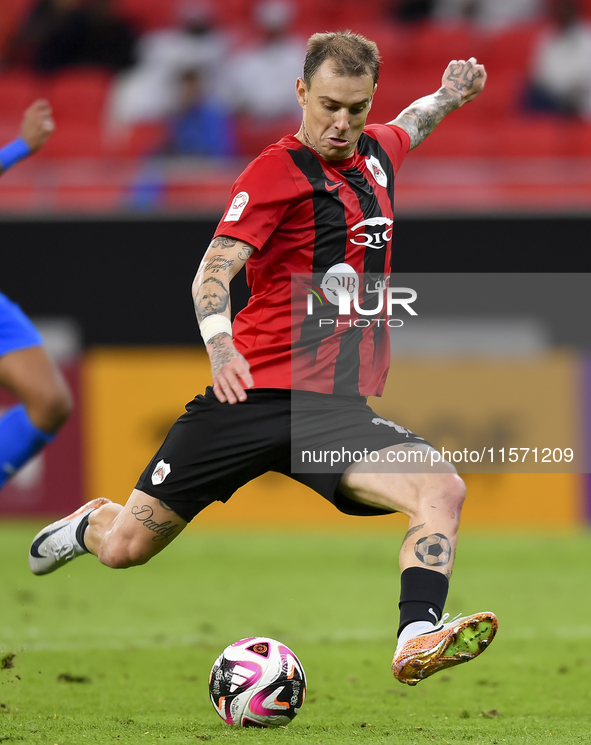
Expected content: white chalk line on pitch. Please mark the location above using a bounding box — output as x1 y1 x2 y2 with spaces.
2 625 591 652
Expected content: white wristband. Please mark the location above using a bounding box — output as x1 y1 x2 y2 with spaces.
199 314 232 344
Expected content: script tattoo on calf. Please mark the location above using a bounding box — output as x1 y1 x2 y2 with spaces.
131 505 179 541
414 532 452 567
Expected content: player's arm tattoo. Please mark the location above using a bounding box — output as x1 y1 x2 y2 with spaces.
194 276 230 322
207 332 241 377
210 236 238 250
414 532 452 567
209 236 253 263
131 505 181 542
444 60 483 97
391 89 459 150
203 255 235 274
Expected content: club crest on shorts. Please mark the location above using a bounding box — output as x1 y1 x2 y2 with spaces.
365 155 388 188
151 459 171 485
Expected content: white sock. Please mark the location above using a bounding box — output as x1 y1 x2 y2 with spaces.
396 621 435 654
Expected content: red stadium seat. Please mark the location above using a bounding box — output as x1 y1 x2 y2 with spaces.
116 0 175 31
40 121 104 158
414 117 487 156
491 118 565 157
459 69 524 122
0 70 41 120
104 123 167 158
48 68 113 125
413 23 489 68
236 115 300 157
482 24 542 73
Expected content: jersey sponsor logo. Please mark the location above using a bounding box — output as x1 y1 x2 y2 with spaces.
325 180 343 192
350 216 393 249
365 155 388 187
151 459 171 485
320 263 359 306
223 191 249 222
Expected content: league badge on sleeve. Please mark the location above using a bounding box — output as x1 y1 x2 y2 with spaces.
365 155 388 188
224 191 250 222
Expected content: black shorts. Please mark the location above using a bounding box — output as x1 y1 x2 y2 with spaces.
136 387 431 523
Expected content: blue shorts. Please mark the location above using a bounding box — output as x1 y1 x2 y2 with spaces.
0 292 43 357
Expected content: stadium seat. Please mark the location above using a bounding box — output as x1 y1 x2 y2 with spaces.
482 25 542 73
236 115 301 157
414 118 487 156
116 0 175 31
53 184 123 211
40 121 104 158
491 118 564 157
461 69 524 121
0 70 41 120
48 68 113 126
104 123 167 158
413 23 489 68
0 0 36 58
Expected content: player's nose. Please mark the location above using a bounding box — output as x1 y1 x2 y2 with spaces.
333 109 350 132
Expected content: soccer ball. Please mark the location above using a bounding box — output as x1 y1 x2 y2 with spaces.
208 636 306 728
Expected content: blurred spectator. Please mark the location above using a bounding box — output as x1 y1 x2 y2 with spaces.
107 1 228 129
6 0 136 73
434 0 543 28
525 0 591 118
217 0 305 120
392 0 436 23
160 69 236 157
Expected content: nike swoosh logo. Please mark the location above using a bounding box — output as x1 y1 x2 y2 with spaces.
419 624 444 636
325 181 343 192
30 526 63 558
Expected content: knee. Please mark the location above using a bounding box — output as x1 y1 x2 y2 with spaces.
419 472 466 520
98 539 153 569
28 386 73 433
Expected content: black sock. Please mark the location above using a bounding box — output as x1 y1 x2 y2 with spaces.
398 567 449 637
75 514 91 553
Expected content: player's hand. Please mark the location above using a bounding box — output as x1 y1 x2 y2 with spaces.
441 58 486 106
208 335 254 404
19 99 55 153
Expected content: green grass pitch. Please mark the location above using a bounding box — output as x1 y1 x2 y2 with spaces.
0 522 590 744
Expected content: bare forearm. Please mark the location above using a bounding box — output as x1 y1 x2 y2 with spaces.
192 234 255 402
390 88 460 150
392 58 486 150
192 236 253 324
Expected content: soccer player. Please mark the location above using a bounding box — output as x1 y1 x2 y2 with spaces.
30 32 498 686
0 100 73 490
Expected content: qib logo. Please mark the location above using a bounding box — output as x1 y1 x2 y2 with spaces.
306 264 417 326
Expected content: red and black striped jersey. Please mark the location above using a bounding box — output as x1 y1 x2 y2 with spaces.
212 123 410 396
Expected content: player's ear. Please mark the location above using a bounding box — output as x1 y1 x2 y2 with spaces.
367 83 377 111
295 77 307 109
